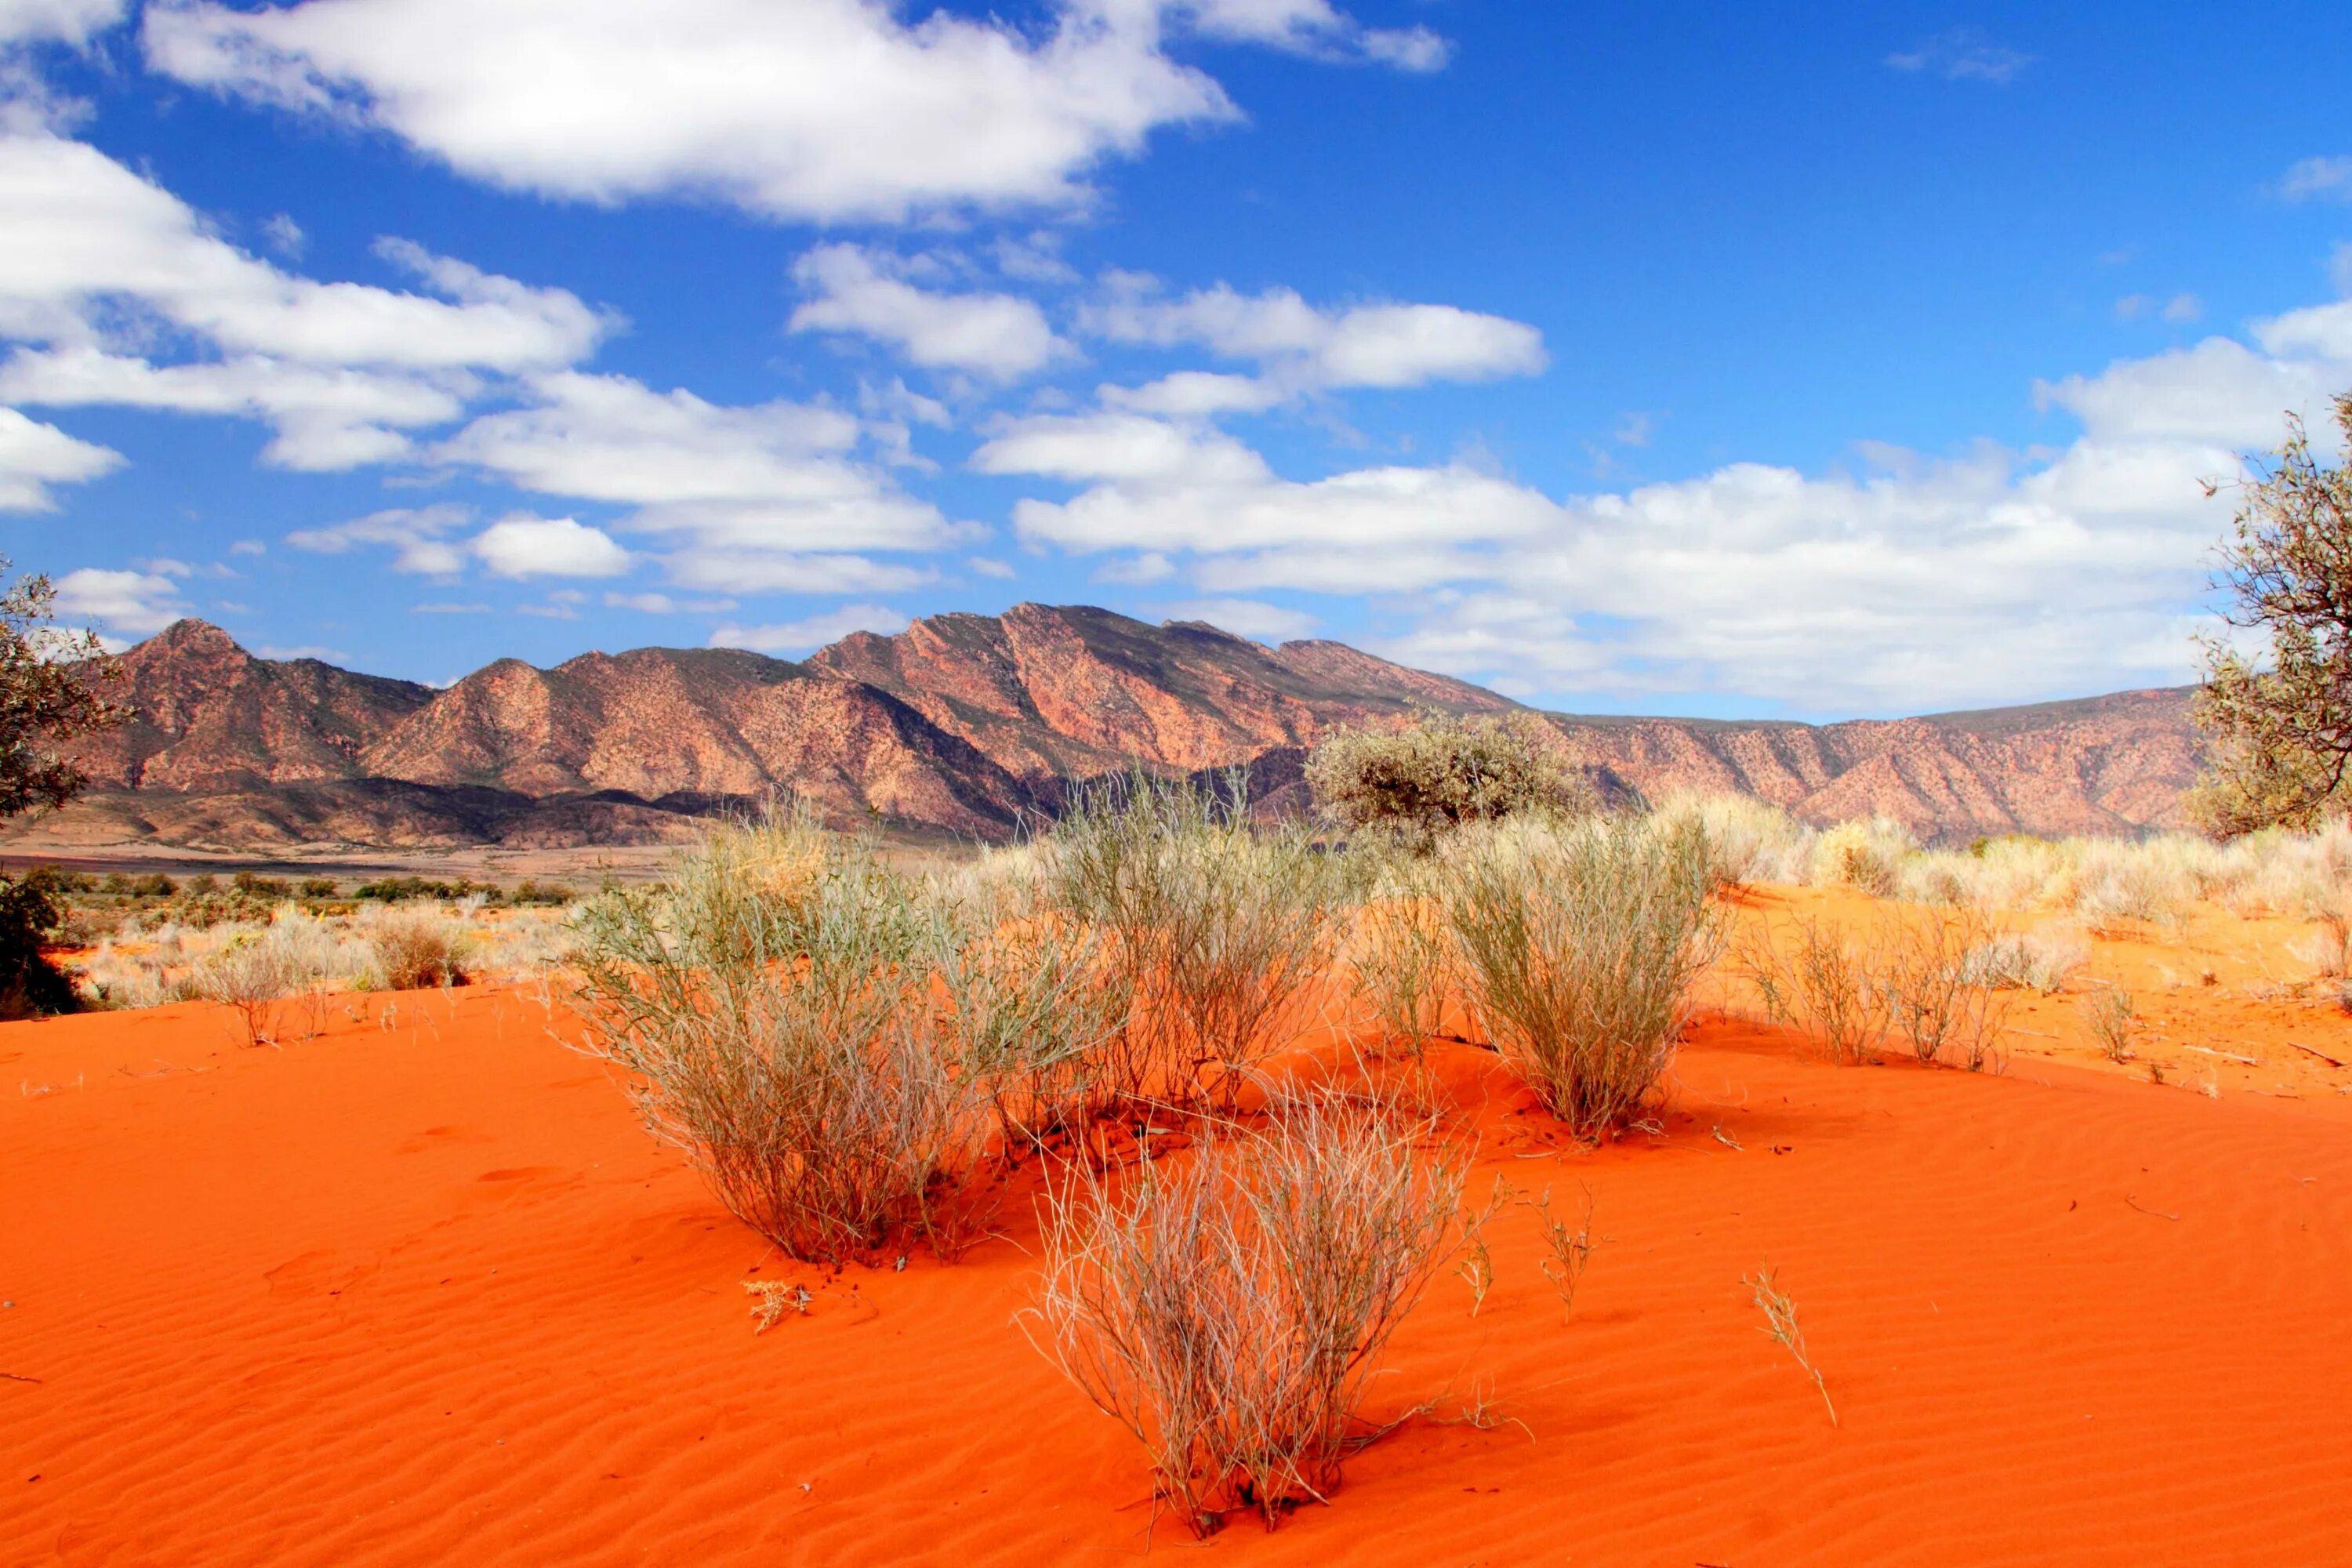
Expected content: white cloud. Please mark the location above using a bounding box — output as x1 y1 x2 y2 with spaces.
257 642 348 662
967 555 1018 579
0 132 609 370
0 346 465 470
437 369 966 593
285 503 470 574
1084 280 1545 390
1885 27 2032 83
146 0 1240 224
710 603 909 655
1175 0 1445 70
1101 370 1282 416
1000 288 2352 710
53 565 185 634
1153 595 1314 641
2280 155 2352 204
471 514 630 579
0 0 124 47
791 245 1067 379
0 403 118 509
2035 336 2346 446
974 409 1271 485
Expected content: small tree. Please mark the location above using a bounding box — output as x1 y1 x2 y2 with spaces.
2190 392 2352 835
0 566 123 1015
1305 711 1597 848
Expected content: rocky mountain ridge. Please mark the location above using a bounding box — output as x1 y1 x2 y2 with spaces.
12 607 2204 852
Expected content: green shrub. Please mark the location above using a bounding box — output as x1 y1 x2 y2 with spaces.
1305 712 1597 848
0 869 76 1019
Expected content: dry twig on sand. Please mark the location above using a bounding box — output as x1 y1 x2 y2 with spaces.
1746 1265 1835 1426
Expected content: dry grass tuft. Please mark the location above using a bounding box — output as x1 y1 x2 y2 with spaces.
1743 915 1895 1065
1029 1087 1465 1537
1047 771 1335 1110
569 807 991 1264
1443 815 1719 1136
2083 989 2139 1062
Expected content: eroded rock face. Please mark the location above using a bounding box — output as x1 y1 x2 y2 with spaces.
1544 688 2202 843
31 610 2204 852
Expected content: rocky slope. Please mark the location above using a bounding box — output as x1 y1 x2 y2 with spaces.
3 605 2205 852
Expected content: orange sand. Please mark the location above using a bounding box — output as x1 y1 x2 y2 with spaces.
9 890 2352 1565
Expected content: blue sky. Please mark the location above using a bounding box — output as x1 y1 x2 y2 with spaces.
2 0 2349 719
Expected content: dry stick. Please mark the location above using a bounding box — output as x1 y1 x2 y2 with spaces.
0 1370 42 1384
2124 1192 2180 1221
2288 1040 2348 1068
2186 1044 2263 1066
1746 1265 1835 1427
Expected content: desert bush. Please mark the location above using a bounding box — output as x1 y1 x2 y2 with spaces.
1878 909 2010 1070
1305 712 1597 849
570 808 988 1262
1808 817 1915 895
924 897 1132 1152
191 909 352 1047
2066 840 2190 932
2083 989 2138 1062
1649 793 1814 887
362 907 475 989
1960 924 2088 994
1029 1087 1464 1536
1047 772 1336 1109
1742 915 1896 1065
1443 814 1719 1134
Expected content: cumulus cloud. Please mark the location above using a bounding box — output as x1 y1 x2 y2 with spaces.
437 369 964 595
0 132 609 369
0 130 615 473
471 514 630 579
144 0 1240 224
790 245 1067 379
1100 370 1283 416
974 409 1271 485
53 564 186 635
0 403 118 509
710 602 909 655
1083 279 1545 390
1001 296 2352 710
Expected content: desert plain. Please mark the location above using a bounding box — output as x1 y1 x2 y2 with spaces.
7 879 2351 1567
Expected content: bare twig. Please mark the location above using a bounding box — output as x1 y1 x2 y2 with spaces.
1746 1265 1835 1426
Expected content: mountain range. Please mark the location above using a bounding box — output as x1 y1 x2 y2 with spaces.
6 604 2205 853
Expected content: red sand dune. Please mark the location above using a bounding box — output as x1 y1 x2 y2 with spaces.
9 899 2352 1564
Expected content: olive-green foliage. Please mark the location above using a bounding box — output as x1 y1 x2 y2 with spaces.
1443 815 1719 1136
0 869 76 1019
568 807 983 1263
2190 390 2352 836
1305 711 1599 848
1046 770 1337 1109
